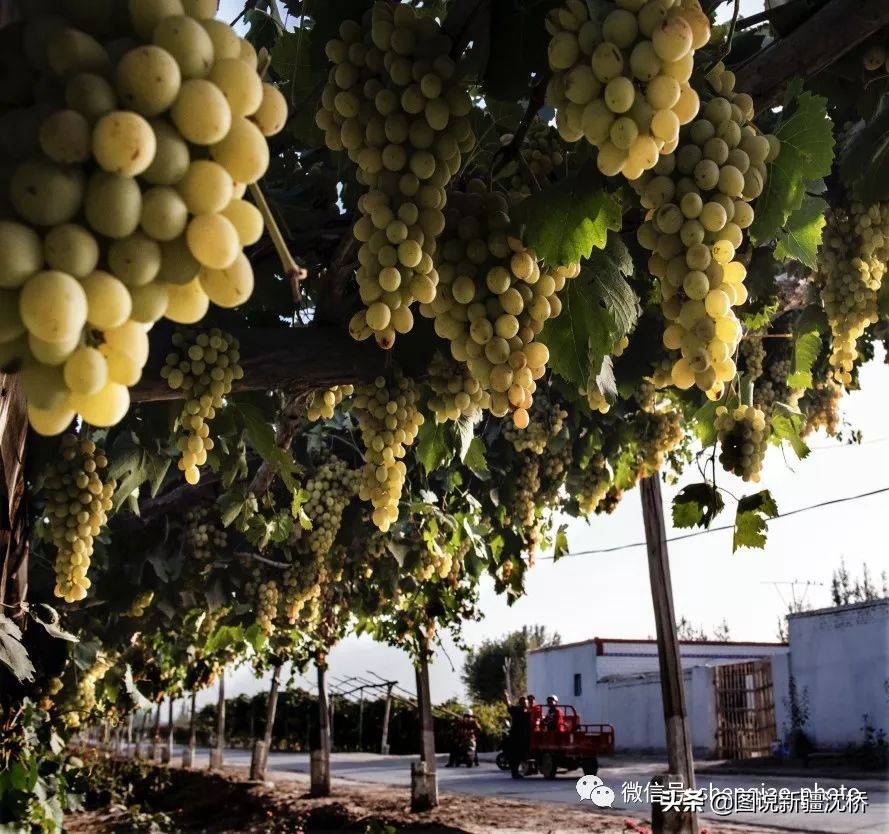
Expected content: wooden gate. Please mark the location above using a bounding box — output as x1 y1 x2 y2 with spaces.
714 660 777 759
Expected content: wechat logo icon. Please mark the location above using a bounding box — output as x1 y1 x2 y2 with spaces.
576 774 615 808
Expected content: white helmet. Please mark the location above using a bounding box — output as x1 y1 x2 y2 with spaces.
464 708 473 716
548 694 558 702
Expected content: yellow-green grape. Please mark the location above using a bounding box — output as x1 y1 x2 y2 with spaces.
861 42 888 73
577 451 611 514
630 397 685 481
504 453 543 559
631 61 779 397
715 402 769 482
503 399 568 454
256 579 279 636
740 329 765 381
280 549 326 625
316 1 476 348
418 183 579 426
306 384 354 421
813 202 889 386
800 380 842 438
495 121 567 194
545 0 710 179
161 328 244 484
123 590 154 617
353 374 424 532
184 505 227 560
2 0 267 435
427 352 490 423
40 434 116 603
303 457 361 556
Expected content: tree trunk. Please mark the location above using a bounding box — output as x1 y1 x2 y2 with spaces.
310 659 331 797
161 697 174 763
380 683 393 755
182 690 197 768
150 701 162 760
640 475 698 834
209 670 225 770
135 711 149 758
250 663 281 781
411 648 438 811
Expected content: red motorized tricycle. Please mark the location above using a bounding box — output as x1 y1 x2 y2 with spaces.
522 704 614 779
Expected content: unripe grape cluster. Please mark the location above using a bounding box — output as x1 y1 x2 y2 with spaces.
503 400 568 454
0 2 284 435
577 451 611 514
161 328 243 484
306 384 354 421
740 330 765 381
256 579 279 636
813 202 889 385
800 380 842 438
354 374 424 531
427 352 491 423
630 400 684 480
632 64 780 398
303 457 361 556
505 452 543 557
184 505 227 560
419 182 580 427
123 590 154 618
281 550 325 625
40 433 116 602
315 1 475 349
499 121 566 194
715 403 769 482
545 0 710 179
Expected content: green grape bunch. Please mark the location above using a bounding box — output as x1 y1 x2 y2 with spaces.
256 579 280 636
0 0 284 436
315 1 476 349
40 433 116 603
354 374 424 531
577 450 611 514
306 384 354 421
715 402 769 482
161 327 243 484
545 0 711 179
184 505 227 560
303 456 361 556
427 352 491 423
123 590 154 618
503 399 568 454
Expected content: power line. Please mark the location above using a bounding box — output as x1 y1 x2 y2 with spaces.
542 486 889 560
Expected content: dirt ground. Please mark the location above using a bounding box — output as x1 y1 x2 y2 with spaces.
66 763 794 834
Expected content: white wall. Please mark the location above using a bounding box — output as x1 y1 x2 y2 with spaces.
526 643 598 721
788 599 889 747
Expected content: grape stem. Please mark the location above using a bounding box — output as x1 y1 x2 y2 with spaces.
236 550 290 569
704 0 741 75
248 182 306 302
744 380 755 408
492 70 551 177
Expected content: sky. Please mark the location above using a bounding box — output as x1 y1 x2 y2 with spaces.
198 0 889 708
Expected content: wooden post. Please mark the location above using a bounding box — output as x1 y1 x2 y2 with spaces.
161 697 174 763
209 669 225 770
150 701 162 760
358 689 364 751
126 713 134 756
182 690 197 768
310 659 331 796
135 711 149 758
639 475 698 834
411 648 438 811
250 663 281 781
380 682 393 755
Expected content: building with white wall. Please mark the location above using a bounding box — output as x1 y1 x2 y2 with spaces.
527 599 889 757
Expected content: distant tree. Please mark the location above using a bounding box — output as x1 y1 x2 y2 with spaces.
713 619 731 642
831 559 886 605
675 617 731 641
462 626 560 703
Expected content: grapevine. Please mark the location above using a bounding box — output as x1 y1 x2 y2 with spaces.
316 1 476 349
354 374 425 531
40 433 116 603
161 328 244 484
302 457 362 556
715 402 770 482
545 0 711 178
2 2 284 434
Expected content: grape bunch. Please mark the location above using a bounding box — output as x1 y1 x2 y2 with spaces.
256 579 280 636
715 402 769 482
280 549 325 625
813 202 889 385
65 652 114 726
498 121 566 194
418 182 580 427
632 64 780 397
740 330 765 381
303 457 361 556
539 442 573 503
630 402 684 480
161 328 243 484
315 1 476 349
184 505 227 560
123 590 154 618
505 452 543 557
800 380 842 438
597 485 624 514
503 400 568 454
0 2 285 435
577 451 611 514
40 433 116 602
545 0 710 179
306 384 354 421
427 351 491 423
862 40 889 74
353 374 424 531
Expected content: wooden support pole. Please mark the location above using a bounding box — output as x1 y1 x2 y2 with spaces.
411 648 438 812
311 659 331 797
251 663 281 781
161 697 173 763
183 690 197 768
380 682 393 755
639 475 698 834
209 670 225 770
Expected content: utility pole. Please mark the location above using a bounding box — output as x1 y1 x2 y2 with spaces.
640 475 698 834
209 669 225 770
311 657 331 797
411 641 438 811
380 681 394 754
358 690 364 751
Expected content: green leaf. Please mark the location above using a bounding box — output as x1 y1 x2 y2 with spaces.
243 623 268 654
463 438 489 476
291 488 312 531
415 421 453 475
236 401 300 491
692 399 719 448
839 96 889 204
552 524 569 561
672 483 725 529
750 91 834 245
106 433 171 514
733 490 779 552
774 194 827 268
515 163 622 266
770 407 810 459
787 330 822 390
0 615 35 682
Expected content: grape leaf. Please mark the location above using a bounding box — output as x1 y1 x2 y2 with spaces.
416 421 453 475
0 615 35 683
733 490 778 552
770 407 810 460
787 330 822 390
463 438 489 476
106 433 171 514
672 482 725 529
774 193 827 268
839 96 889 204
692 399 719 448
552 524 569 561
515 163 622 266
750 91 834 245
